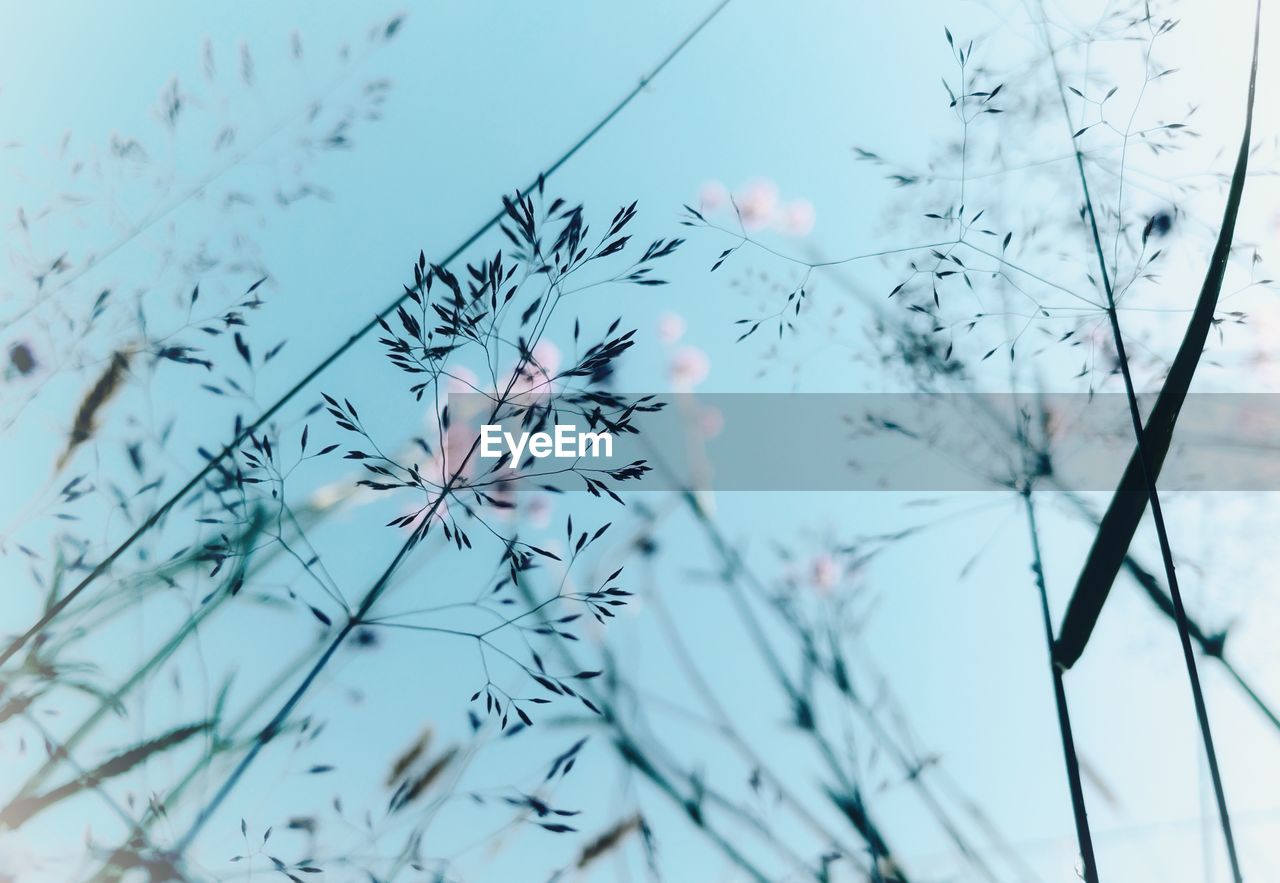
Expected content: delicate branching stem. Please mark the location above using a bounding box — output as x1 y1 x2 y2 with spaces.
946 367 1280 741
510 583 780 883
1021 488 1099 883
646 588 871 873
174 426 478 854
1037 3 1261 878
0 0 734 671
2 511 269 817
84 634 337 881
678 491 918 881
1052 486 1280 736
673 482 1027 877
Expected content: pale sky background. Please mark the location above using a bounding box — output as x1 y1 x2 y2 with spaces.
3 1 1280 881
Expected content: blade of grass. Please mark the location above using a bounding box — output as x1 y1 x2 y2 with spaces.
1050 0 1260 671
815 245 1280 742
1049 482 1280 734
1 509 275 815
0 722 209 830
1039 3 1262 879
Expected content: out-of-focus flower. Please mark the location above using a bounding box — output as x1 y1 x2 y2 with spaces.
532 341 561 376
309 479 354 513
696 405 724 439
809 553 839 593
698 180 729 212
693 178 815 237
508 341 562 398
669 346 710 390
1084 324 1119 369
737 179 778 231
657 311 686 344
446 364 479 395
523 493 552 528
1244 308 1280 377
781 199 815 236
424 422 479 484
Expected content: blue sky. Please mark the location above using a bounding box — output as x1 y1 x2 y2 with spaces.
3 1 1280 881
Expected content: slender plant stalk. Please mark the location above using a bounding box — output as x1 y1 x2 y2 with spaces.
1036 2 1262 878
676 491 920 880
966 389 1280 739
4 44 384 328
2 510 270 815
816 250 1280 742
3 723 210 831
0 0 734 671
1052 6 1262 670
956 381 1280 738
173 476 456 854
173 279 619 855
510 583 781 883
671 486 1021 882
646 587 872 872
1022 488 1099 882
1052 487 1280 735
6 499 361 822
87 636 333 881
983 388 1280 737
863 669 1045 882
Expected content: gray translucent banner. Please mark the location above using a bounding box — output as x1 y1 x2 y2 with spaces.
445 393 1280 492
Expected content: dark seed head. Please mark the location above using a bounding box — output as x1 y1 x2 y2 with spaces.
8 342 36 376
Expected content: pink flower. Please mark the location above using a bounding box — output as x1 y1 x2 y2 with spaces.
780 199 815 236
696 405 724 439
736 179 778 231
668 346 710 389
428 366 486 435
419 422 480 489
694 178 814 237
446 364 479 395
657 312 686 344
809 553 838 594
0 834 39 879
523 494 552 528
532 341 561 376
508 341 562 398
698 180 729 212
